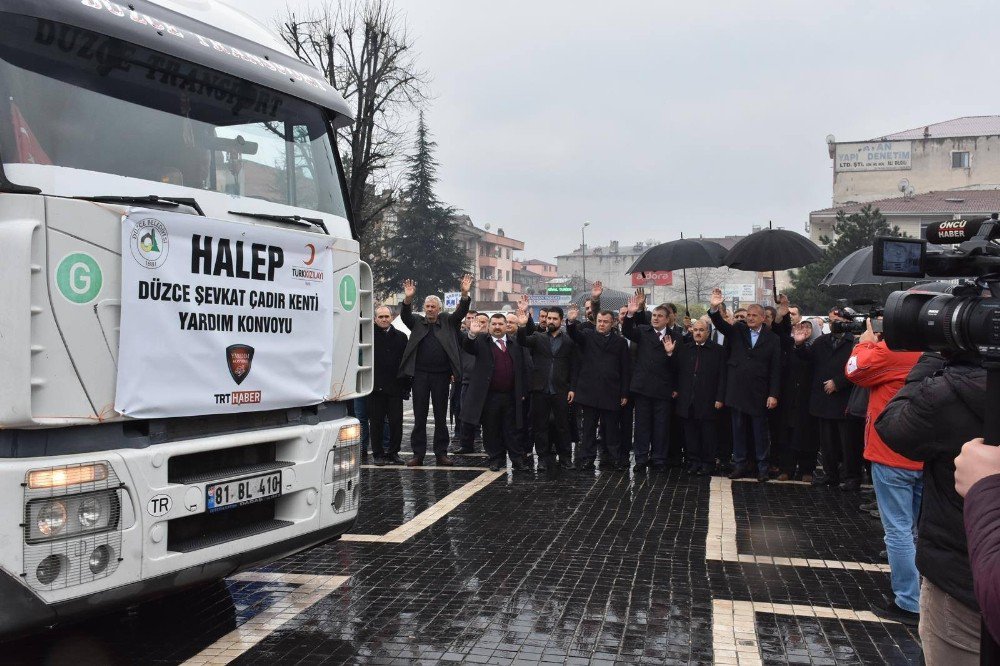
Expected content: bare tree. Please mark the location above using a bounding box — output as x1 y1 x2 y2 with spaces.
277 0 429 236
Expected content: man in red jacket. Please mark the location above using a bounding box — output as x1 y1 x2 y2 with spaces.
845 319 923 626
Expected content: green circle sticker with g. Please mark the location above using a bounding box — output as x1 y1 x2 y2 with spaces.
339 275 357 311
56 253 103 304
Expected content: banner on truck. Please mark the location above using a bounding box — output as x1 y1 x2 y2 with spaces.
115 210 336 418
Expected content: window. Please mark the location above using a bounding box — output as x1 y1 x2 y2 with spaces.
0 14 346 216
505 248 511 259
953 151 970 168
506 270 511 281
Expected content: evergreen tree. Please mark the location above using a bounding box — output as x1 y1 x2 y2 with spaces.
785 204 904 312
384 114 469 300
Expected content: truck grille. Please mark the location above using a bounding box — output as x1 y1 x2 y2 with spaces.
167 500 290 553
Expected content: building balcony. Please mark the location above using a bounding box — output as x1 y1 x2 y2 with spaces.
478 256 509 268
478 279 499 291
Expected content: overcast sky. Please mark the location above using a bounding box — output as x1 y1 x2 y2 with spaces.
236 0 999 262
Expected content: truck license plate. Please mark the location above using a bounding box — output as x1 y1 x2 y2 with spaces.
206 471 282 513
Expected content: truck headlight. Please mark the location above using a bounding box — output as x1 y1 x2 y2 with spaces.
26 491 118 543
37 501 67 537
78 496 105 528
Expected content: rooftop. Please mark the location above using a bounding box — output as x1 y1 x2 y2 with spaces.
868 115 1000 141
557 235 746 258
812 188 1000 216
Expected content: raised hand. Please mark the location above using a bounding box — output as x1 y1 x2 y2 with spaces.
516 294 530 314
460 273 474 295
777 293 789 319
709 288 723 309
517 310 529 328
468 317 483 336
635 288 646 309
792 323 810 345
627 295 638 316
591 281 603 299
567 304 580 321
663 334 676 355
402 279 416 302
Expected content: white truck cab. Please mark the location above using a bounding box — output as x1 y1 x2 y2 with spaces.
0 0 372 637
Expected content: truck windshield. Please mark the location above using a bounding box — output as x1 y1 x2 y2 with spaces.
0 14 347 218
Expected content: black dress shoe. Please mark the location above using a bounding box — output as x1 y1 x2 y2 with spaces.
871 598 919 627
488 460 503 472
451 446 475 455
373 455 388 466
598 459 615 470
757 472 769 483
511 459 530 471
727 466 749 480
559 459 574 470
576 460 595 472
633 462 648 474
387 454 405 465
840 479 861 492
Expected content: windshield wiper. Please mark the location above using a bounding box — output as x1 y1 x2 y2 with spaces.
228 210 329 235
75 195 205 216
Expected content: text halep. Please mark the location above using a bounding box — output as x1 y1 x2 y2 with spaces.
191 235 284 281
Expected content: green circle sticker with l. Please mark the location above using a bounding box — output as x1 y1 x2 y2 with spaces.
56 253 103 304
339 275 357 311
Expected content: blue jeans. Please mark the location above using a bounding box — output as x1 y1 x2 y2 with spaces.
353 398 370 452
871 462 923 613
731 409 770 474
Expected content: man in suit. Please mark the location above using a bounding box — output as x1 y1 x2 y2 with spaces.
517 302 577 474
567 302 631 471
708 288 782 483
398 274 473 467
462 313 528 472
453 311 485 454
622 296 679 473
369 306 409 466
666 318 726 475
793 319 861 490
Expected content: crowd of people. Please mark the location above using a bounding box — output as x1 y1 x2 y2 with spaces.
361 274 1000 663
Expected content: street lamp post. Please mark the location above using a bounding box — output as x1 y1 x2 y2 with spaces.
581 221 590 286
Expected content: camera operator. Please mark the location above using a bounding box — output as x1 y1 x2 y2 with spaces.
792 308 863 491
955 437 1000 653
875 350 986 662
844 319 923 626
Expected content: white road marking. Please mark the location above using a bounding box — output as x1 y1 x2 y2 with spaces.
341 470 504 543
182 572 350 665
711 598 898 665
707 477 890 573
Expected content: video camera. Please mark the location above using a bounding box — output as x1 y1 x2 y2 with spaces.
830 299 885 336
872 215 1000 359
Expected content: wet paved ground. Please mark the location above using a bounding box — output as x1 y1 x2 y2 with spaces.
4 411 922 665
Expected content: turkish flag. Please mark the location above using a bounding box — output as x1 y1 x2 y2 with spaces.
11 102 51 165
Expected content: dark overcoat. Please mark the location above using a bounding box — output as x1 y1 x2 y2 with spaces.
708 309 782 416
458 333 526 427
672 340 727 420
795 332 856 420
565 322 631 411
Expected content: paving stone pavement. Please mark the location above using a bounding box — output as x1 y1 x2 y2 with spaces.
4 406 922 665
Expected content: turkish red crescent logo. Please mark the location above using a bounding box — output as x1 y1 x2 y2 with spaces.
304 244 316 266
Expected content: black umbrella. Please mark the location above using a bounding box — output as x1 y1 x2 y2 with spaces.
625 238 728 274
625 237 728 314
724 223 823 300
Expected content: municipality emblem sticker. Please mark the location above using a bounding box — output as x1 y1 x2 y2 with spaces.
226 344 255 385
130 217 169 269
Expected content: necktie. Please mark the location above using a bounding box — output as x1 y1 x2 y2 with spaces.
694 346 701 374
498 338 507 352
